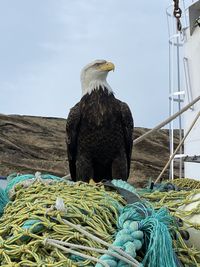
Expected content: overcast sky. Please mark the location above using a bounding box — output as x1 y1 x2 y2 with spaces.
0 0 174 127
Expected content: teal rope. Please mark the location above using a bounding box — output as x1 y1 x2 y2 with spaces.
96 180 177 267
119 202 177 267
0 187 9 217
95 218 143 267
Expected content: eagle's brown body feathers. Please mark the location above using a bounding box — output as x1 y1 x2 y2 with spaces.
66 87 133 182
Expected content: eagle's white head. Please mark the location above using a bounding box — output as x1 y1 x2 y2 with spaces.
81 59 115 96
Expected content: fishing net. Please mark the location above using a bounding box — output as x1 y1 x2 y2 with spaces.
0 173 200 266
0 176 125 266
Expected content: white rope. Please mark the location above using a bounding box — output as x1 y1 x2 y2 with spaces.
46 238 140 266
45 239 109 267
53 217 141 266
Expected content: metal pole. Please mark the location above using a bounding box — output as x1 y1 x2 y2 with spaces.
176 32 183 179
154 111 200 184
167 4 174 180
133 95 200 146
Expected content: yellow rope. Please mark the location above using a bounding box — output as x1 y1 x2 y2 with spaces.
0 181 125 266
170 178 200 190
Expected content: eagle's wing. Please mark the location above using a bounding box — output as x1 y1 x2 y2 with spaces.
120 101 134 177
66 102 81 181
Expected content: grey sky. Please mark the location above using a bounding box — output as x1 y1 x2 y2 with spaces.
0 0 170 127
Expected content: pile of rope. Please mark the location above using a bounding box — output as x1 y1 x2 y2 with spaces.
0 173 181 267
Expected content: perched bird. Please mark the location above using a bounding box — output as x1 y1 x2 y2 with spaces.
66 59 134 183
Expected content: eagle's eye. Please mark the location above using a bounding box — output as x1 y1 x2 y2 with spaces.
94 63 102 67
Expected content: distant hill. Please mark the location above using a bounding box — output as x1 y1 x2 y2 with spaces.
0 114 181 187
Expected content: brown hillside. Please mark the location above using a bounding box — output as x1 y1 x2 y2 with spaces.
0 114 181 187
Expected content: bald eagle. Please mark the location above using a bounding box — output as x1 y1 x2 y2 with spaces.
66 60 134 183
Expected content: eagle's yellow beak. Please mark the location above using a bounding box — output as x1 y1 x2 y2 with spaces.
99 61 115 72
